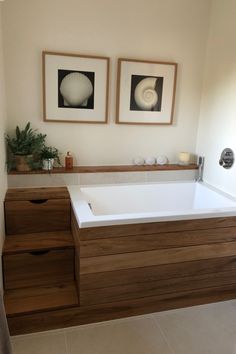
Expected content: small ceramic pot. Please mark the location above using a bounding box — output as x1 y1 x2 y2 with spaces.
42 158 54 171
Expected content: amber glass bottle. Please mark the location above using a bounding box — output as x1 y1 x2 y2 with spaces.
65 151 73 169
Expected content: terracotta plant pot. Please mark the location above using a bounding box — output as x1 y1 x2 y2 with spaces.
15 155 33 172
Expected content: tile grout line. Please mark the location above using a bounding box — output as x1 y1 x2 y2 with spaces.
151 314 176 354
64 331 69 354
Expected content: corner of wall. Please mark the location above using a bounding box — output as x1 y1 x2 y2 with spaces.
0 4 8 291
195 0 236 196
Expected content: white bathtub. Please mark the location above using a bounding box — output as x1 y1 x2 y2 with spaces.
68 181 236 228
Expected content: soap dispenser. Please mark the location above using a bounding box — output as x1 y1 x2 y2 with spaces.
65 151 73 169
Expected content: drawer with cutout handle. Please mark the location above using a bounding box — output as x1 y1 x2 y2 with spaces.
3 248 74 290
5 199 71 234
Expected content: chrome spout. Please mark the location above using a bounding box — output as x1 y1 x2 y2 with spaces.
197 156 205 182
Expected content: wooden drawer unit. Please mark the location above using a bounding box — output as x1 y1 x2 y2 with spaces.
3 249 74 290
3 187 79 319
4 187 71 235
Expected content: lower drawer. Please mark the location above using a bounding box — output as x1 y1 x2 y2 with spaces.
3 249 74 290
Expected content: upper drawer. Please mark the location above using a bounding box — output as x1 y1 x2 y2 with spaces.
5 199 71 234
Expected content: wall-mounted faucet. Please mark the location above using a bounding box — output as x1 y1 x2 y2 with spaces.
197 156 205 182
219 148 234 169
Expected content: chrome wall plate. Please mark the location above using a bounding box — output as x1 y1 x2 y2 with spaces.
219 148 234 169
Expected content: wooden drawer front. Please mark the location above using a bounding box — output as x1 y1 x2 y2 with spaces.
5 199 70 234
3 249 74 290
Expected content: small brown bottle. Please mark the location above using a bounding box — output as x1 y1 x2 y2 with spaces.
65 151 73 169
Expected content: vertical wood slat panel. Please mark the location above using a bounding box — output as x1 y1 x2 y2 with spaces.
71 212 80 300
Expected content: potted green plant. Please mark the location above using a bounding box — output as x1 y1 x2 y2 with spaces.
40 145 61 170
6 122 46 172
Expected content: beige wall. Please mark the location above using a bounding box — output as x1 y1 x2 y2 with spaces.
2 0 211 165
197 0 236 196
0 5 8 289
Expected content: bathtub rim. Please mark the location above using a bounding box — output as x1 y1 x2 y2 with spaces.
68 181 236 228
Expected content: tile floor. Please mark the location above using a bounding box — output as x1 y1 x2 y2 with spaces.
11 300 236 354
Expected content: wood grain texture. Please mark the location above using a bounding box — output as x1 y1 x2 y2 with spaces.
5 282 78 316
80 256 236 290
8 164 198 175
80 241 236 274
78 217 236 240
81 269 236 306
7 284 236 335
5 187 69 201
71 211 80 297
5 199 71 234
80 227 236 257
3 231 74 254
5 188 236 335
3 249 75 290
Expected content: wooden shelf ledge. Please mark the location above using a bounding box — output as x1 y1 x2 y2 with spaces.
8 164 198 175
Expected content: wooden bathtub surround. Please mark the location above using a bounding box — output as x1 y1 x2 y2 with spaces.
78 214 236 308
3 187 79 319
3 186 236 335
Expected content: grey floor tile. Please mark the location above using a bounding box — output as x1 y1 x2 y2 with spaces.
153 301 236 354
11 332 67 354
65 316 172 354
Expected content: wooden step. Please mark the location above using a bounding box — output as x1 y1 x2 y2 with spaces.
5 187 70 201
3 231 74 255
4 282 79 316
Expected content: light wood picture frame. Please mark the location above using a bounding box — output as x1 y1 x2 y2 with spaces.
43 51 109 123
116 58 177 125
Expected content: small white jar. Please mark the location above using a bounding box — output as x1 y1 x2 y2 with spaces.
178 152 190 165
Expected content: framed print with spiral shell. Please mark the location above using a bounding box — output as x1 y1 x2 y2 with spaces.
43 51 109 123
116 58 177 125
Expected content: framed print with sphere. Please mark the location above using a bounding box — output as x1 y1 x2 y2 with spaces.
43 51 109 123
116 58 177 125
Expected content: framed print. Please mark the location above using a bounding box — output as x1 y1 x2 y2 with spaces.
116 58 177 125
43 51 109 123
